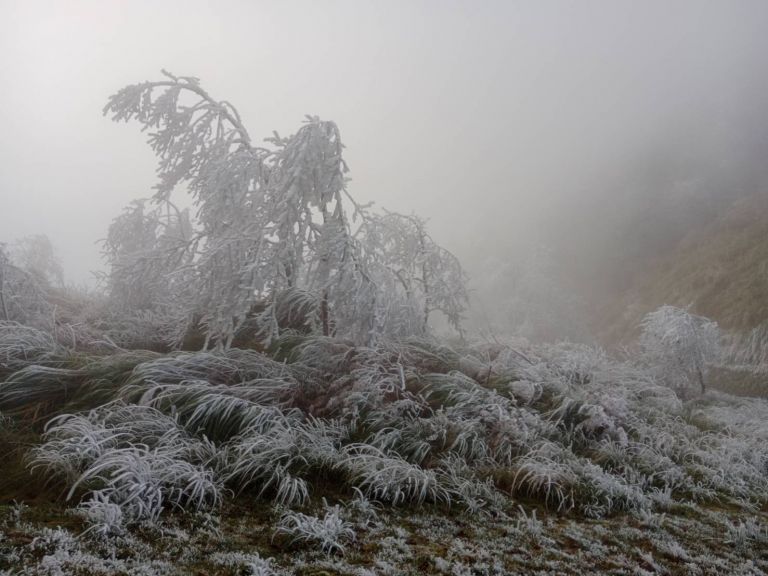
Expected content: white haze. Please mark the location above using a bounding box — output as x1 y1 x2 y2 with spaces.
1 0 767 312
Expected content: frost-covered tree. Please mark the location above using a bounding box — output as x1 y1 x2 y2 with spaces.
473 246 587 343
639 305 721 395
100 199 195 348
10 234 64 287
0 244 53 328
359 212 467 339
103 199 193 313
103 70 467 348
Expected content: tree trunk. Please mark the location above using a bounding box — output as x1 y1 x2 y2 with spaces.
418 229 430 333
0 264 8 321
320 290 330 337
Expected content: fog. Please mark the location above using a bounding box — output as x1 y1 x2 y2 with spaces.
2 0 767 338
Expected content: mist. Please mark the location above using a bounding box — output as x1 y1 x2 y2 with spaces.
2 0 767 339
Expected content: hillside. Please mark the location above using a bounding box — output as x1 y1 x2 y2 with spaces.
595 191 768 345
1 324 768 574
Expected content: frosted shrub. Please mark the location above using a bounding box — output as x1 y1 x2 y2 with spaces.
509 441 578 511
437 459 505 514
31 413 125 484
274 502 355 555
725 517 767 551
0 247 54 332
224 416 346 506
29 527 79 556
513 506 544 540
77 491 125 538
345 487 380 526
17 323 768 545
640 306 721 395
66 444 222 523
338 445 450 506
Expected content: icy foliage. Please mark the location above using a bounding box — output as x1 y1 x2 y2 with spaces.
210 551 278 576
274 502 355 555
2 61 767 576
0 322 60 377
77 491 125 538
8 235 64 288
103 200 193 314
640 305 722 394
338 445 450 506
224 416 345 507
31 405 223 524
101 200 194 349
358 212 468 339
0 246 54 331
0 247 103 351
103 71 468 348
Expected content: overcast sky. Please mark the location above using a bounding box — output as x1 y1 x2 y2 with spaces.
1 0 767 284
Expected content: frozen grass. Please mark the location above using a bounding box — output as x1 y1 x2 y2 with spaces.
0 366 86 414
223 415 345 507
77 491 125 538
338 444 450 506
1 496 765 575
2 325 768 572
0 322 61 376
31 404 223 523
210 551 278 576
273 501 355 555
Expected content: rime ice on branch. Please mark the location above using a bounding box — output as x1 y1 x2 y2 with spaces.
103 71 468 348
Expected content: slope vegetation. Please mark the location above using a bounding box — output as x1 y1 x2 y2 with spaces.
1 323 767 573
597 191 768 344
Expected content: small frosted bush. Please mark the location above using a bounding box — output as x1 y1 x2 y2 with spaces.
640 306 721 395
274 502 355 555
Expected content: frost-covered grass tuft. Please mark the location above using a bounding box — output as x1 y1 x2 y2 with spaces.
338 445 450 506
210 551 278 576
77 491 125 538
31 404 223 524
274 502 355 555
0 322 61 376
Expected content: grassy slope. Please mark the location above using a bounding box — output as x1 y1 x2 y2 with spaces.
597 191 768 345
2 329 768 574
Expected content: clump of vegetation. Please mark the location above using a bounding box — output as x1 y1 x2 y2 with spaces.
640 305 721 395
274 501 355 555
